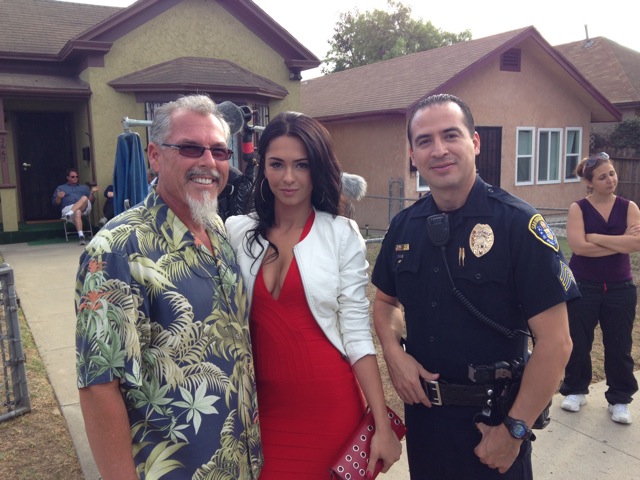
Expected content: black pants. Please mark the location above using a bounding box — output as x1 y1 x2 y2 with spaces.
560 280 638 405
103 202 114 221
405 403 533 479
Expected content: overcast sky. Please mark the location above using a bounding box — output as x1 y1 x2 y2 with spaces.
63 0 640 79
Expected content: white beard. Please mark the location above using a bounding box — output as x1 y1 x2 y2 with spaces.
187 191 219 230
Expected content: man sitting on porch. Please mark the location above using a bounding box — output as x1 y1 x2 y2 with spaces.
52 167 98 245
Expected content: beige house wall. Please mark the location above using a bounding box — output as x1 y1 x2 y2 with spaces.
324 44 598 224
456 54 589 210
85 0 302 194
324 115 410 231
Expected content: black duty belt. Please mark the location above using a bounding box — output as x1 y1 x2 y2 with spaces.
421 379 494 407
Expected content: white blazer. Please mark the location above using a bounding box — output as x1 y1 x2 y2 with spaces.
225 210 375 364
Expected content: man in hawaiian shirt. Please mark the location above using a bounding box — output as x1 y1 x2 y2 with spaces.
76 95 262 480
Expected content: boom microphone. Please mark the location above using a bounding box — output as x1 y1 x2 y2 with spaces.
218 101 245 136
341 173 367 201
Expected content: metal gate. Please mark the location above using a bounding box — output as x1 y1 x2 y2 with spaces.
0 263 31 422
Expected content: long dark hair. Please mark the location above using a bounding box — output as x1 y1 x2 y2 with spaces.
247 111 342 261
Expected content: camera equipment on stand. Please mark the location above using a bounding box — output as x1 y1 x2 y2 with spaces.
217 103 265 219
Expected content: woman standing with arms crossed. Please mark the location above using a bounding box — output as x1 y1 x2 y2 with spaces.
560 152 639 424
225 112 401 478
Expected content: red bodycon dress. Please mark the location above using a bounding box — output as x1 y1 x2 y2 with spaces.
251 213 365 478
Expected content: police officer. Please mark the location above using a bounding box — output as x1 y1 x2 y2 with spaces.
372 94 579 479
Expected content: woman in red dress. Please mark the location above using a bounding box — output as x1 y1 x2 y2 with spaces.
226 112 401 478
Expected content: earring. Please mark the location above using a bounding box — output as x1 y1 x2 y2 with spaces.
260 178 269 203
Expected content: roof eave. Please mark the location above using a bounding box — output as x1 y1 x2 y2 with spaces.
108 82 288 100
0 86 91 99
218 0 320 64
614 100 640 110
311 108 407 123
59 40 113 63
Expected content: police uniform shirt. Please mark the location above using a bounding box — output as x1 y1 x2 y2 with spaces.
372 176 579 384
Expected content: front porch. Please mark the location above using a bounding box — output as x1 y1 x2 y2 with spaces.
0 220 80 245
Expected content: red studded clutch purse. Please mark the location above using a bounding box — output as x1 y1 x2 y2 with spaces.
330 406 406 480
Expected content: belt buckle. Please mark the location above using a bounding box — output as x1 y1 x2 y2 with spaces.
424 380 443 406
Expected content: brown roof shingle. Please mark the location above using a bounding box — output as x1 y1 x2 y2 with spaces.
301 28 531 119
555 37 640 105
0 72 90 96
0 0 120 57
108 57 288 98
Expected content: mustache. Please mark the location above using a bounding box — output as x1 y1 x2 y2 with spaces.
186 169 221 181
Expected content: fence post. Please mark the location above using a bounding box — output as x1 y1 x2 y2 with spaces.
0 263 31 422
398 178 405 218
388 179 394 226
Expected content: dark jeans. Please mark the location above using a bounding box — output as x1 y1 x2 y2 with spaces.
560 280 638 405
103 202 114 221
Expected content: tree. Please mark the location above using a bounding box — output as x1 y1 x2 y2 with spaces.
609 117 640 151
323 0 471 74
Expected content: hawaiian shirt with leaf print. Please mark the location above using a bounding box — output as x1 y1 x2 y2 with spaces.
75 189 263 480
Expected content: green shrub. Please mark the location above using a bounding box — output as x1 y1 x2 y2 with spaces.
609 118 640 150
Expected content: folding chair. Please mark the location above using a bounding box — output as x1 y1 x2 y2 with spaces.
61 211 94 242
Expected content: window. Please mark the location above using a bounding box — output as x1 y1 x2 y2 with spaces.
564 128 582 182
254 103 269 127
416 174 429 192
537 129 562 183
515 128 534 185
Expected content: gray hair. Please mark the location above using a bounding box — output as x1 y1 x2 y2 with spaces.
149 94 230 145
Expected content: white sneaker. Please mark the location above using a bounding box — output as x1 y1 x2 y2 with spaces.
63 211 73 221
98 217 107 226
561 394 588 412
608 404 632 424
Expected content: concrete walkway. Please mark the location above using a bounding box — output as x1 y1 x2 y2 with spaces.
1 241 639 479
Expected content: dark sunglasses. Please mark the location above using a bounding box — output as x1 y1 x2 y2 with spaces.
585 152 610 168
68 175 78 178
161 143 232 161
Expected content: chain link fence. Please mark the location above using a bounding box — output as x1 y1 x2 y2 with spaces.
353 192 567 244
0 263 31 423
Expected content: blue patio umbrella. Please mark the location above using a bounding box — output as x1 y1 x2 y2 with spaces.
113 131 148 215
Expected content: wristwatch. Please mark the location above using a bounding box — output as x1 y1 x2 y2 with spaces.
503 415 533 441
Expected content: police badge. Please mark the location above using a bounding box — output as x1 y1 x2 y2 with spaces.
469 224 494 257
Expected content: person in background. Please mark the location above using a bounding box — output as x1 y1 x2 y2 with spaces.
372 94 579 479
99 184 114 225
225 112 401 479
147 168 157 186
75 94 262 480
560 152 639 424
52 167 98 245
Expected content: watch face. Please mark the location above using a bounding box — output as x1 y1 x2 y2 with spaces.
505 416 531 439
512 422 528 438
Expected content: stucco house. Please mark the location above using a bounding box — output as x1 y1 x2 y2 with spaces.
0 0 319 237
301 27 620 232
